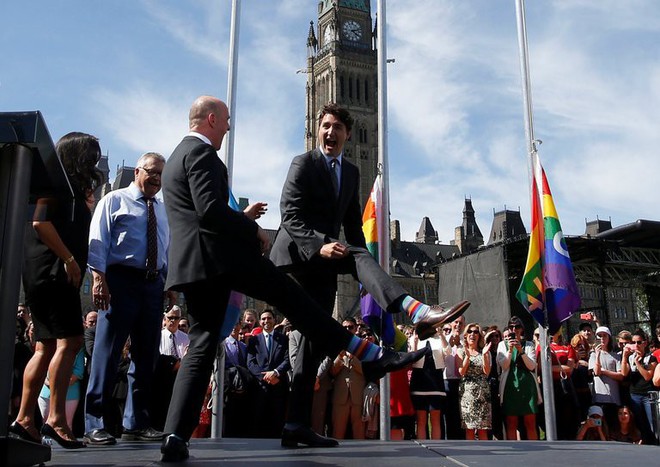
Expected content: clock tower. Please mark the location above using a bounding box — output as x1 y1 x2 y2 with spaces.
304 0 379 318
305 0 378 209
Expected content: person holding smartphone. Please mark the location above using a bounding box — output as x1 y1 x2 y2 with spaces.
496 316 540 440
620 329 657 445
576 405 608 441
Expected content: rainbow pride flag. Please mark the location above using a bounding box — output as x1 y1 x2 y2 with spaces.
219 190 245 339
360 175 407 351
516 151 580 333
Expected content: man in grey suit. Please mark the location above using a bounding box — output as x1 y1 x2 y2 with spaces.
270 103 469 447
159 95 429 462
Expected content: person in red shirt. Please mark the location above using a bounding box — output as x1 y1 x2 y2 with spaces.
536 329 578 439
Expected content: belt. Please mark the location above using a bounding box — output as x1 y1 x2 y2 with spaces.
107 264 163 281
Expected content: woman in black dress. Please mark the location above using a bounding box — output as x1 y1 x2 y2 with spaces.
10 132 102 448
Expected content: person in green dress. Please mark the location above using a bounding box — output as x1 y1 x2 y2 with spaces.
496 316 540 440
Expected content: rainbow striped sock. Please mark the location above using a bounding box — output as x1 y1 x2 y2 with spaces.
401 295 431 323
347 335 382 362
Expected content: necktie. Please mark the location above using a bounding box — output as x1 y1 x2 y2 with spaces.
233 340 240 365
170 333 179 358
265 333 271 354
146 198 158 273
329 159 339 198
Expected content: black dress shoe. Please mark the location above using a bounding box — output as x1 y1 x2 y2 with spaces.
281 426 339 448
8 421 42 444
122 427 165 441
362 346 431 382
83 429 117 446
161 434 189 462
41 423 85 449
414 300 471 340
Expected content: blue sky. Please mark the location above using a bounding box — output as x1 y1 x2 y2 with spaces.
3 0 660 243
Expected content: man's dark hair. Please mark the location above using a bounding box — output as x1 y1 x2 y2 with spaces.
342 317 357 326
579 322 593 332
632 328 647 341
318 103 353 132
260 309 275 319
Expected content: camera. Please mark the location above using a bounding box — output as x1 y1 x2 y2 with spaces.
592 418 602 426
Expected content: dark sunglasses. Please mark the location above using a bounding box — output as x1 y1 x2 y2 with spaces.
632 340 645 345
166 316 181 321
466 329 480 335
442 328 451 333
508 324 522 330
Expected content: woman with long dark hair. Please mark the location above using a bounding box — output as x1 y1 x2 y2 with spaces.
10 132 102 449
620 328 657 445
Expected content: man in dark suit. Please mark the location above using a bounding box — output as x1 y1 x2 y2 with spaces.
246 310 290 438
270 103 469 447
159 95 429 462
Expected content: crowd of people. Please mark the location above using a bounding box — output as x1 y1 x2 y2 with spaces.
14 300 660 446
216 310 660 445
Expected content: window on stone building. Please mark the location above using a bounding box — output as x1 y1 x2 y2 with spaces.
340 76 345 99
356 78 361 101
349 77 353 99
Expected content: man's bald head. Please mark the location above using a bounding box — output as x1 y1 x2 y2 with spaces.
188 96 230 150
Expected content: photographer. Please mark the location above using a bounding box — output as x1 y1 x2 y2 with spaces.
496 316 540 440
576 405 608 441
620 329 657 445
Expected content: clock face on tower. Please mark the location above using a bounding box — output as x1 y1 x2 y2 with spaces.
342 20 362 42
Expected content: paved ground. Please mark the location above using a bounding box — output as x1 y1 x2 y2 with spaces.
32 438 658 467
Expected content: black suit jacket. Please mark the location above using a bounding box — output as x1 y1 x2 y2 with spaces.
246 331 290 383
270 148 366 268
162 135 260 290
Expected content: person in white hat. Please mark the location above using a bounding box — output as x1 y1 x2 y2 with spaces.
588 326 622 429
576 405 608 441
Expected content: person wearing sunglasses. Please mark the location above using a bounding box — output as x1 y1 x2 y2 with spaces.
457 324 491 440
496 316 540 440
620 329 657 444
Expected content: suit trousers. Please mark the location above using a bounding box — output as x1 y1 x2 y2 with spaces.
163 256 357 440
284 244 407 428
85 267 164 432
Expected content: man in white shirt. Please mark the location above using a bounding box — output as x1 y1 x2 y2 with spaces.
159 306 189 359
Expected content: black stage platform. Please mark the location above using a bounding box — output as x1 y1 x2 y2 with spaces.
41 438 658 466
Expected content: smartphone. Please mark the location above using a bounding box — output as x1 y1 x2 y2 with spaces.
580 312 593 321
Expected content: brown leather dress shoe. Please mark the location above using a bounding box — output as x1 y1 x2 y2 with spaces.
414 300 470 340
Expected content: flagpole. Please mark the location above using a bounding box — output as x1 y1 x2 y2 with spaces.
222 0 241 184
212 0 242 440
514 0 556 441
376 0 391 441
